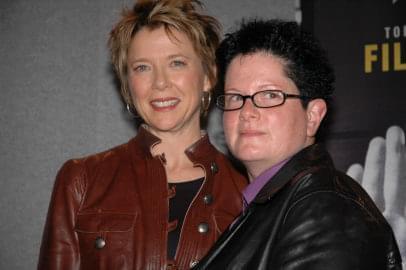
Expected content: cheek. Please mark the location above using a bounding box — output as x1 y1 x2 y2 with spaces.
127 76 138 95
173 72 203 99
186 72 206 95
277 111 308 146
223 113 238 143
128 76 149 100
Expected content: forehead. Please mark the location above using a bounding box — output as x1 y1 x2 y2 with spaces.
129 26 197 58
225 52 295 91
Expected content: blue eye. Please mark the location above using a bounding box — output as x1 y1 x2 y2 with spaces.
134 64 150 72
171 60 186 67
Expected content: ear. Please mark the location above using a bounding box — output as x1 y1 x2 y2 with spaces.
306 99 327 138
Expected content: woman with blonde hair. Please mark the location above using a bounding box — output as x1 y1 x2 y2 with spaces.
38 1 246 269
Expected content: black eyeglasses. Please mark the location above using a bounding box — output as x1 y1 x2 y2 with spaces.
216 90 309 111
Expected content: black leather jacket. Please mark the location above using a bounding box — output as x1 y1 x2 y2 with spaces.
194 144 402 270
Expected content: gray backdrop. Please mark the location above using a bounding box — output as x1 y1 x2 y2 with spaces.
0 1 294 269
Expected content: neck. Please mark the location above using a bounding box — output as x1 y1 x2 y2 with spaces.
244 161 275 183
149 127 202 155
146 126 205 183
244 141 316 182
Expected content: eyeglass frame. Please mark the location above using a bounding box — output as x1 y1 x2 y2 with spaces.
215 89 311 111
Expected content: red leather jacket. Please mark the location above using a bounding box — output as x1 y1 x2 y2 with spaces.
38 127 247 270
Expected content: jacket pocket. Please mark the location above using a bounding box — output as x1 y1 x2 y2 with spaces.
74 212 137 269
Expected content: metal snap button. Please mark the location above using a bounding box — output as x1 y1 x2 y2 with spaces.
190 260 199 268
210 162 218 174
203 194 213 205
388 256 396 265
95 236 106 249
166 261 177 270
197 222 209 234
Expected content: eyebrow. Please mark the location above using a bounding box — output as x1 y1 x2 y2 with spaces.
128 58 148 64
128 54 191 64
224 88 243 94
167 54 191 60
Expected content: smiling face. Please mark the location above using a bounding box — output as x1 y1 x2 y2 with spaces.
127 26 210 137
223 52 326 179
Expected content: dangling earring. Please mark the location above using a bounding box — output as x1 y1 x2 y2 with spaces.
201 91 212 116
126 103 139 118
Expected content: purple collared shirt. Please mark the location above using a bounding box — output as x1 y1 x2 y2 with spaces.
242 158 289 209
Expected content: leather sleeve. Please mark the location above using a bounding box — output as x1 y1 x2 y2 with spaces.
37 160 86 270
270 191 400 270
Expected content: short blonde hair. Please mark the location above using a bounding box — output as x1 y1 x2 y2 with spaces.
109 0 221 106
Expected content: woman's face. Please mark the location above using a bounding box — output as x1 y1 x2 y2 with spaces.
127 26 210 136
223 52 321 178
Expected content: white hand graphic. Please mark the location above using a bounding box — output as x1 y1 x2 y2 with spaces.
347 126 406 267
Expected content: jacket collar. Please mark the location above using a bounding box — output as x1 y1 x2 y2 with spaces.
129 125 217 165
253 144 333 204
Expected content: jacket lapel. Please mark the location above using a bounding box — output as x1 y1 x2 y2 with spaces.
253 144 333 204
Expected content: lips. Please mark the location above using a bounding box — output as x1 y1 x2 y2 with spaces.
150 97 180 110
239 129 265 137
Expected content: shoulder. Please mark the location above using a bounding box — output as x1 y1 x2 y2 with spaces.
286 167 387 230
54 141 132 191
272 171 396 268
73 140 132 172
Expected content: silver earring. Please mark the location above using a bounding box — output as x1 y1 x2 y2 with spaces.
201 91 212 116
126 103 139 118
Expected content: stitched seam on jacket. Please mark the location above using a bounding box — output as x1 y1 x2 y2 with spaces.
77 160 88 216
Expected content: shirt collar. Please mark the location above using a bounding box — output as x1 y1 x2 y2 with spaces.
242 158 290 207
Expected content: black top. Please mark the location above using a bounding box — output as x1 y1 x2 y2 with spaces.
167 178 204 259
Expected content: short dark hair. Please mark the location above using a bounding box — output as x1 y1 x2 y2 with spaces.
216 19 335 107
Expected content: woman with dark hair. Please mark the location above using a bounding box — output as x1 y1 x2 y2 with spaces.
194 19 402 270
37 1 246 269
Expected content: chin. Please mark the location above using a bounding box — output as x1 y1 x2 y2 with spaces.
149 117 179 128
232 150 263 163
232 144 263 158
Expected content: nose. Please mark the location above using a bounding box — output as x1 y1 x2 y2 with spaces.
153 66 169 90
239 98 259 121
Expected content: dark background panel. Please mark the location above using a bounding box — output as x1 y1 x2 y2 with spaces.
302 0 406 170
